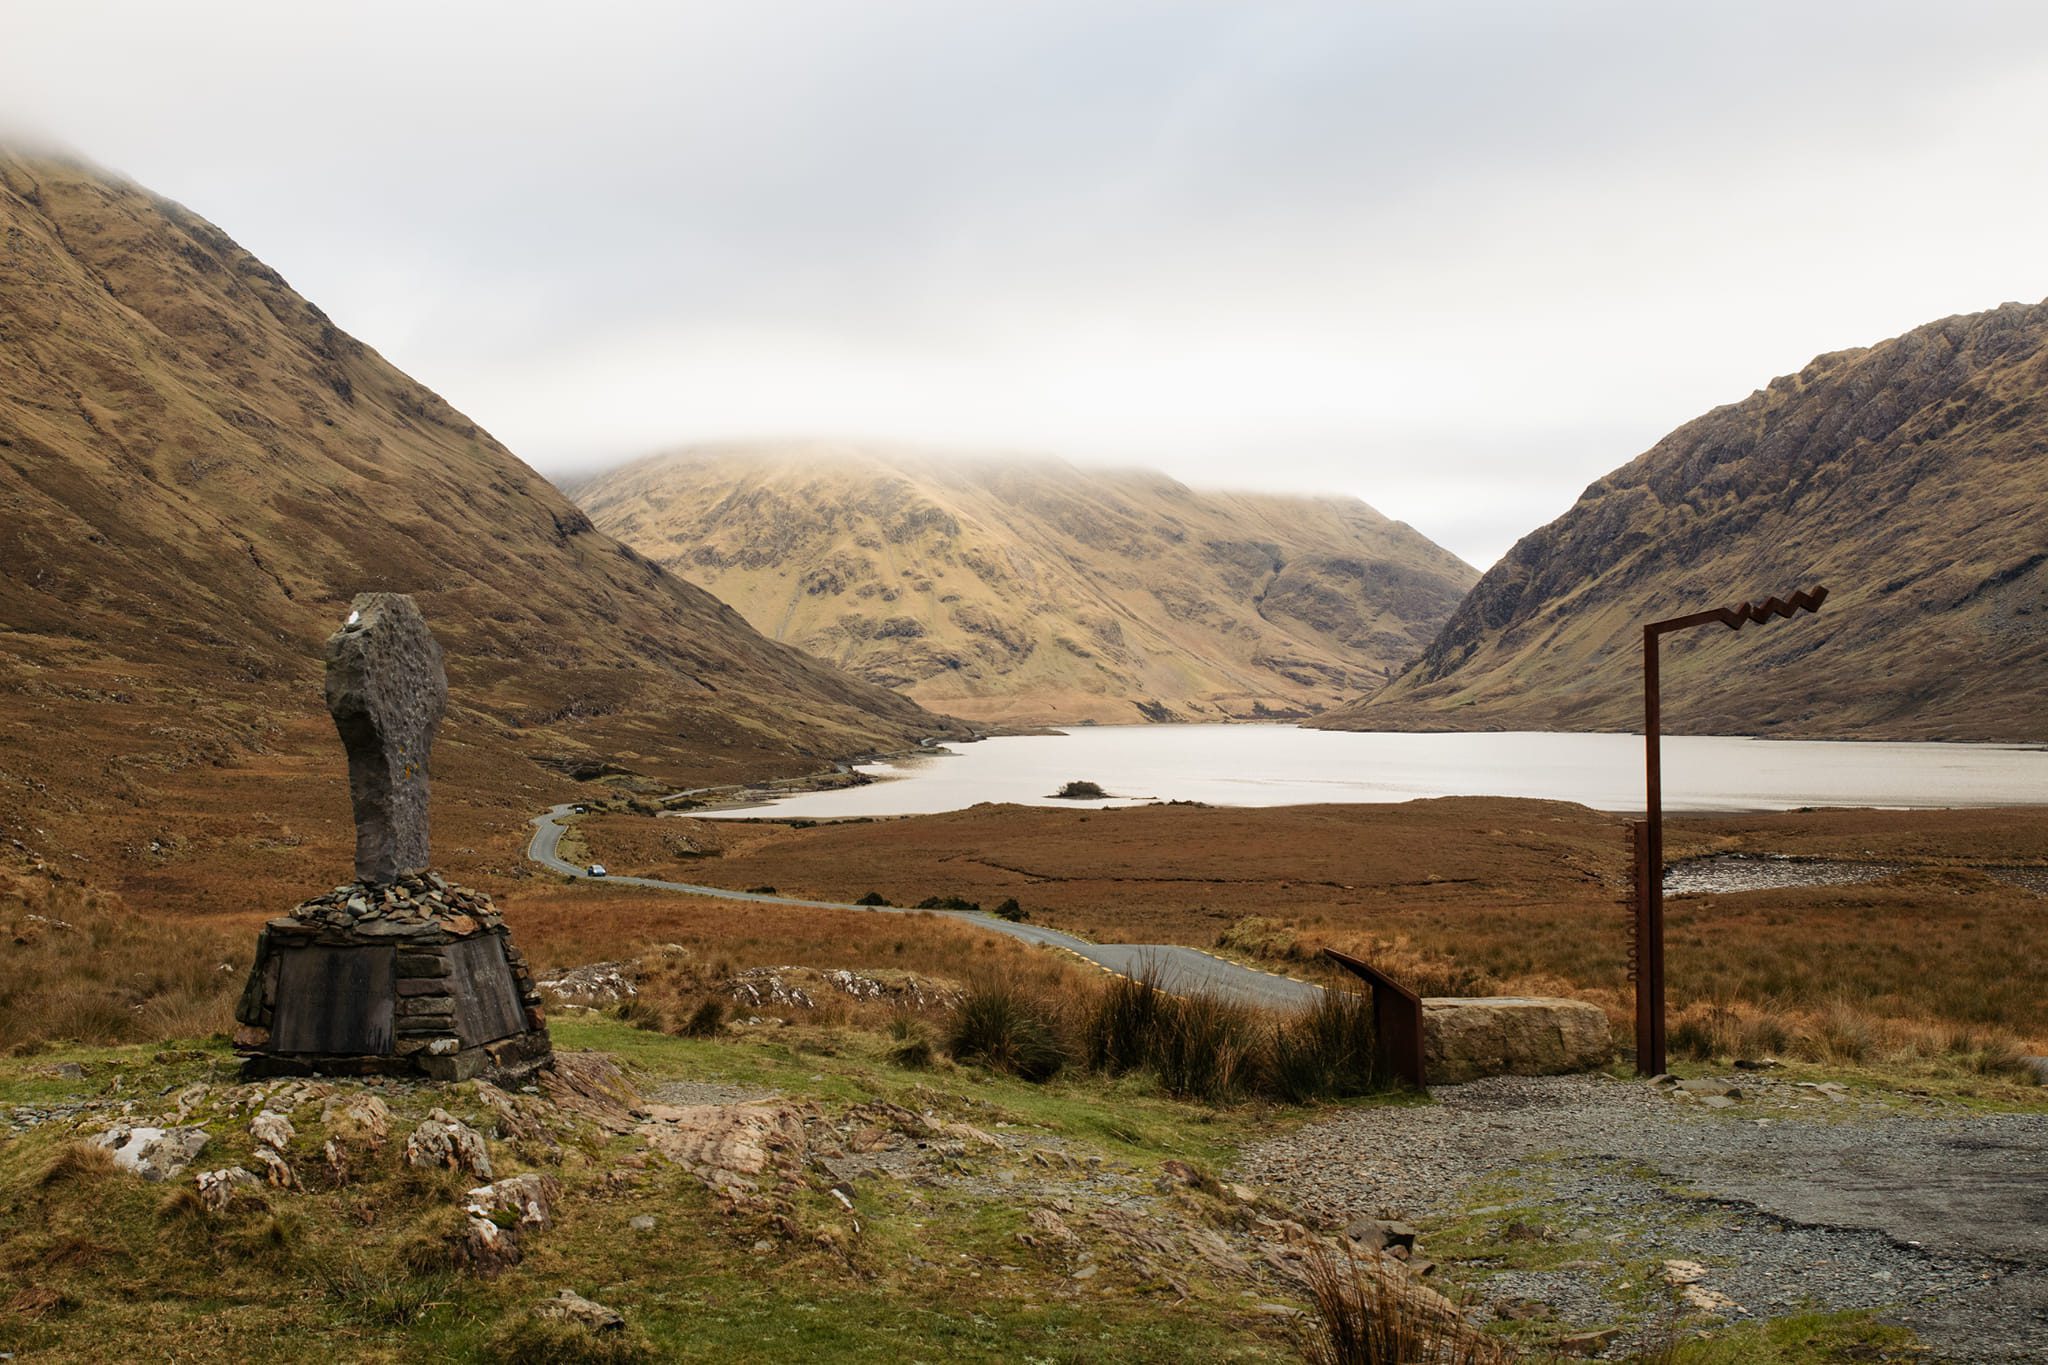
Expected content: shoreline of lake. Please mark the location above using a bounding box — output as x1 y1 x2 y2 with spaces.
691 724 2048 821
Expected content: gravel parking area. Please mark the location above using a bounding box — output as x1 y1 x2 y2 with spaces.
1234 1073 2048 1361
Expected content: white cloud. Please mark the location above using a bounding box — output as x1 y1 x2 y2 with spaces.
4 1 2047 567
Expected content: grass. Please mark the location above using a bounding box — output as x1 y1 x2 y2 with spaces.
1297 1244 1514 1365
946 977 1071 1081
1659 1310 1922 1363
0 866 240 1053
0 1014 1326 1363
944 969 1392 1107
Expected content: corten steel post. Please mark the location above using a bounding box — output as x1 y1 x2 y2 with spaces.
1638 585 1828 1076
1321 948 1427 1088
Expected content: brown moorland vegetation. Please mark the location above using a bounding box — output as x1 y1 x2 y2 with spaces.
571 798 2048 1058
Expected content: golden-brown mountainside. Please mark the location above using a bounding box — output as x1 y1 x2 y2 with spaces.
1319 301 2048 741
0 152 961 914
571 446 1477 725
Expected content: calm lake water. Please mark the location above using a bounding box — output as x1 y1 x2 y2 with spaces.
703 724 2048 819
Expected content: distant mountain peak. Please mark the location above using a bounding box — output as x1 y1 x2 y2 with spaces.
575 443 1478 726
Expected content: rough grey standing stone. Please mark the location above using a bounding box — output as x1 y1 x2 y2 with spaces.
325 593 447 884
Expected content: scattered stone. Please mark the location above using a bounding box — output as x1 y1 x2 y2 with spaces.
1675 1078 1742 1099
534 1288 625 1333
252 1147 298 1189
91 1124 209 1182
1662 1259 1709 1285
1025 1207 1079 1246
250 1110 294 1150
321 1092 392 1166
1556 1326 1622 1356
721 965 961 1012
465 1172 559 1232
193 1166 260 1212
1681 1283 1738 1314
1344 1216 1418 1254
536 961 637 1007
406 1109 493 1180
628 1214 657 1232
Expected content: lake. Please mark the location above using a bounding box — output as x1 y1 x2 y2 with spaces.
700 724 2048 819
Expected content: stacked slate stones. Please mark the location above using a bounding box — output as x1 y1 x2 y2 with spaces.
234 594 553 1084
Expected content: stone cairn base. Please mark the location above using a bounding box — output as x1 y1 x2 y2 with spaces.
234 872 553 1085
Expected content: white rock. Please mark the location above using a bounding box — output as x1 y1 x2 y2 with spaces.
406 1108 493 1180
250 1110 295 1151
194 1166 260 1211
91 1124 210 1182
253 1146 298 1189
465 1172 559 1231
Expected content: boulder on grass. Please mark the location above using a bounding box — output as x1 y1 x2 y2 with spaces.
1422 997 1611 1084
91 1125 210 1182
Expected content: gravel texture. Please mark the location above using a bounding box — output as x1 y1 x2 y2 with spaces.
1234 1073 2048 1362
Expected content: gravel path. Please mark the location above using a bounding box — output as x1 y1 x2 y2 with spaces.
1234 1073 2048 1362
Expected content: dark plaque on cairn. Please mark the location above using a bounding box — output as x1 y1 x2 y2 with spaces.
234 593 553 1083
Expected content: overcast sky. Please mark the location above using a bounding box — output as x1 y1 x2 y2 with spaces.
6 2 2048 567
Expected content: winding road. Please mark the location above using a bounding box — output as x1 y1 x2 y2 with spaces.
528 803 1321 1010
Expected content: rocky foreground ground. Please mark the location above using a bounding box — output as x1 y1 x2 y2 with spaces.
1238 1070 2048 1362
4 973 2041 1362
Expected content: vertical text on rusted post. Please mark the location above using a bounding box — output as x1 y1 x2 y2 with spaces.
1630 818 1661 1073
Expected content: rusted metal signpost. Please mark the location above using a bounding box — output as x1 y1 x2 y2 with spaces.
1634 585 1828 1075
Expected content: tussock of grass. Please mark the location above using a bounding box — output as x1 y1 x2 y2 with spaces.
38 1141 117 1188
486 1311 657 1364
953 968 1392 1105
1297 1244 1514 1365
946 978 1070 1081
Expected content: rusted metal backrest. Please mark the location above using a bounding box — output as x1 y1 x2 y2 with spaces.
1321 948 1426 1088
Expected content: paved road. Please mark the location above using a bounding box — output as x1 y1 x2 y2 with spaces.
527 804 1320 1011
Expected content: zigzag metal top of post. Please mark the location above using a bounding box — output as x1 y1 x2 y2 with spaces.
1646 585 1829 639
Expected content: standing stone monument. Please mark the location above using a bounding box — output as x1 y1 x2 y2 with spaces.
234 594 553 1083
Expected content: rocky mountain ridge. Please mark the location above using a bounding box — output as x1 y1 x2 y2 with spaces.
1319 300 2048 740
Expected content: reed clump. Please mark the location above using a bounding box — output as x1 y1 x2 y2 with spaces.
948 967 1393 1104
1297 1244 1517 1365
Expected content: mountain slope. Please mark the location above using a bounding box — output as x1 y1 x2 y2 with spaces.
571 445 1478 725
0 151 961 911
1318 301 2048 741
